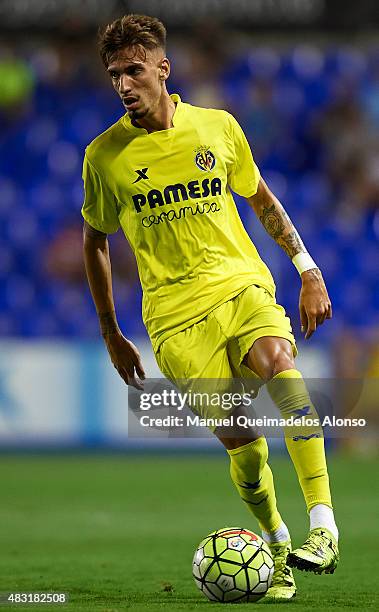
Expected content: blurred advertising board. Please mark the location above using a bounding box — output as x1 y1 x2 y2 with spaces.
0 339 329 449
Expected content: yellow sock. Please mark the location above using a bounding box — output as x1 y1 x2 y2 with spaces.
267 368 332 511
227 437 282 532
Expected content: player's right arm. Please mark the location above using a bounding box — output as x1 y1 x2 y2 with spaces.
83 220 145 389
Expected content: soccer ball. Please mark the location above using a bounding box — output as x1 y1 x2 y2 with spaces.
192 527 274 603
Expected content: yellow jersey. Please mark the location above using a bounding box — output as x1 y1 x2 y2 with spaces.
82 94 275 351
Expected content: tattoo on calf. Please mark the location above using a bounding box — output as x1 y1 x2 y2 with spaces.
99 311 119 337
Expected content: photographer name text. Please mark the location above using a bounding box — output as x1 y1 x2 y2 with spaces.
137 415 366 429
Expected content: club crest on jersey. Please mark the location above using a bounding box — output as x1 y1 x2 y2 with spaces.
194 145 216 172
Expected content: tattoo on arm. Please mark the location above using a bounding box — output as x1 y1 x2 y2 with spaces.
259 203 305 258
99 310 119 337
259 203 285 239
302 267 322 281
279 229 304 259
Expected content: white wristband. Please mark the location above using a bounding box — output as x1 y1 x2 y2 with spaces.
292 252 318 276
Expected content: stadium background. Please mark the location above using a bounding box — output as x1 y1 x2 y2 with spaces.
0 1 378 610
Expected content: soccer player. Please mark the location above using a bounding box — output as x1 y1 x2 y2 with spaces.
82 15 339 601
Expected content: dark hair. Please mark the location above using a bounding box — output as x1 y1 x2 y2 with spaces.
98 14 166 67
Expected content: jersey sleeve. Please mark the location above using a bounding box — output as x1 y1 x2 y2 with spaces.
81 153 120 234
227 114 260 198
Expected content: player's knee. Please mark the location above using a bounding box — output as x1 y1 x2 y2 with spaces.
262 355 295 381
262 342 295 381
248 339 295 382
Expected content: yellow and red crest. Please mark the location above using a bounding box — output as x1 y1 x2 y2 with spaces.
194 145 216 171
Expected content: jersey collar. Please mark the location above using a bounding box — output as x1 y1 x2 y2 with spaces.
122 93 183 134
170 93 182 126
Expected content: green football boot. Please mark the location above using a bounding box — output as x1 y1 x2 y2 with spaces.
265 541 296 601
287 527 339 574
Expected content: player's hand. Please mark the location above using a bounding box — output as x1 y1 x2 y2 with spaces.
103 331 146 389
299 268 332 340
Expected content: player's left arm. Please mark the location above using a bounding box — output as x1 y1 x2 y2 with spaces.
246 177 332 339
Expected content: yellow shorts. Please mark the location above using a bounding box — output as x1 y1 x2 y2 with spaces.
155 284 297 422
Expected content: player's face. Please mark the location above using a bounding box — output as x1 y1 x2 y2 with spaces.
107 46 170 121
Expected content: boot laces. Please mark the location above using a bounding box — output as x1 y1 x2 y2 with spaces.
270 544 293 586
303 531 329 555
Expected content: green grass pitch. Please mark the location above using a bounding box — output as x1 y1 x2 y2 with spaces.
0 451 378 611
